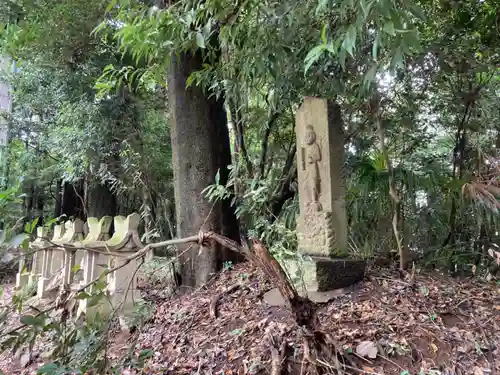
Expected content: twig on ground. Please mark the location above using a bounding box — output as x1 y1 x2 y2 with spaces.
209 283 240 319
378 353 406 371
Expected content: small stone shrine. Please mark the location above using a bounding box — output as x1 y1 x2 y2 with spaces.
288 97 365 302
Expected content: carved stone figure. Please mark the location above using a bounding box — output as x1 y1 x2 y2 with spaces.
303 125 322 212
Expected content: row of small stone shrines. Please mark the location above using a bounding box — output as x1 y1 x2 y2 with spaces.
16 213 152 317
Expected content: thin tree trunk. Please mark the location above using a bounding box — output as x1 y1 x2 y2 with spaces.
230 97 253 177
258 112 279 177
375 112 408 270
53 179 62 219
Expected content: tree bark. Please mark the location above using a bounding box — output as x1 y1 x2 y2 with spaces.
375 115 409 270
53 179 62 219
87 182 117 218
168 49 240 288
59 181 86 220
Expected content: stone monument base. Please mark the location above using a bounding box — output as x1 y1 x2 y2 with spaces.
284 256 366 302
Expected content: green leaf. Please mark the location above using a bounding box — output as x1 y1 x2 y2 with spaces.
372 33 381 60
186 72 196 88
409 4 426 21
139 349 154 359
20 314 40 326
315 0 329 15
320 24 328 44
195 32 206 49
94 277 108 289
342 25 357 56
383 21 396 36
339 48 347 70
363 64 378 87
392 47 404 68
103 64 115 72
105 0 118 13
87 293 104 308
75 291 91 300
37 362 58 374
304 45 325 73
324 42 336 53
360 0 374 18
72 264 81 273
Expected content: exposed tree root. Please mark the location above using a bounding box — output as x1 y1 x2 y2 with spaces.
268 332 287 375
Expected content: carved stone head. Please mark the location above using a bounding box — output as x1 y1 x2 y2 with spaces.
304 125 316 145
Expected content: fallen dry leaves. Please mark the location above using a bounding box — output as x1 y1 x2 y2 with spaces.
1 263 499 375
128 264 499 375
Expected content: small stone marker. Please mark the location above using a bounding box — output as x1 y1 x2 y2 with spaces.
37 223 65 298
78 216 113 288
28 227 50 284
285 97 365 302
60 219 84 286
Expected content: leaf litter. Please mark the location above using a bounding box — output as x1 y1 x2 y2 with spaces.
125 264 499 375
0 263 499 374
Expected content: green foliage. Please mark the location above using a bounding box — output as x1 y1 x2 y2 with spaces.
0 0 499 370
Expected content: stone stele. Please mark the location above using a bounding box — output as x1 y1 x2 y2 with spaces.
287 97 365 302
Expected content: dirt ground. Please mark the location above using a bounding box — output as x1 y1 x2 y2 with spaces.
1 263 499 374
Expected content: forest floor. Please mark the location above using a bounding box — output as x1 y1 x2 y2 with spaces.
1 263 499 375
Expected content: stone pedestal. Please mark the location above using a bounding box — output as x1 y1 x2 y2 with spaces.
29 227 50 285
285 256 365 302
287 97 365 301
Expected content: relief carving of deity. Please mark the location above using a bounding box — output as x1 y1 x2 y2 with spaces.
303 125 322 212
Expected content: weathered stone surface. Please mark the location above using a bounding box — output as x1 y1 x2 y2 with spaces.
312 257 366 291
295 97 347 257
284 256 365 300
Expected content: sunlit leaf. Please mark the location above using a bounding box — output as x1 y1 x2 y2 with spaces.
20 314 40 326
304 44 325 74
37 362 58 374
196 32 206 49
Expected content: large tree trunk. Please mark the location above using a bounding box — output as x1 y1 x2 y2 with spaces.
168 49 240 288
87 182 117 218
59 181 86 220
53 179 62 219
